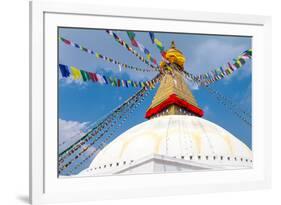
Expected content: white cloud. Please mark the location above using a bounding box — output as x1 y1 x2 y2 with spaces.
188 39 249 74
59 118 90 152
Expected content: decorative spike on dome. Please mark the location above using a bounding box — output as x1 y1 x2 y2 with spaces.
171 41 176 49
164 41 186 69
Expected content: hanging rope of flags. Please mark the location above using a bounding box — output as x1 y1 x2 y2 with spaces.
207 86 252 118
59 74 161 168
65 89 151 175
59 121 92 148
59 89 147 172
126 31 158 65
59 64 160 89
182 49 252 86
203 85 252 126
59 86 152 174
58 79 158 161
59 108 128 173
148 32 167 59
59 36 155 73
59 112 118 164
105 30 159 70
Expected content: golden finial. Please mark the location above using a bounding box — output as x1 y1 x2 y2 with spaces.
171 41 176 49
163 41 186 69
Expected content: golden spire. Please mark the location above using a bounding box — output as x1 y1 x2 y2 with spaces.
145 41 203 119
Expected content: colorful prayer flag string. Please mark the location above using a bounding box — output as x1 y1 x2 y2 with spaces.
148 32 167 59
126 31 158 65
59 36 157 73
59 64 160 89
63 89 151 175
105 30 159 70
183 49 252 86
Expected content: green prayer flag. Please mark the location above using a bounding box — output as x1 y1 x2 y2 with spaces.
80 70 90 81
127 31 136 40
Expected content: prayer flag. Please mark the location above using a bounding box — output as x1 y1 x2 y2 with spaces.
154 38 163 50
238 58 246 65
89 72 98 82
80 70 90 81
103 76 108 84
146 53 151 60
74 43 80 48
161 51 166 58
228 62 235 71
127 31 136 40
59 64 70 77
111 78 117 86
70 66 82 80
96 74 105 84
130 39 138 47
149 32 155 44
108 77 114 85
61 37 71 45
144 48 149 55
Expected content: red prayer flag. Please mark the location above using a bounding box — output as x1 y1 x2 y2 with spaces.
63 39 71 45
131 39 138 47
161 51 166 58
88 72 98 82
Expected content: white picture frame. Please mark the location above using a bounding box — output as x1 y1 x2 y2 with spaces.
29 1 272 204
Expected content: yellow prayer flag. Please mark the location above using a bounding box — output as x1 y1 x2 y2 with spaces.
154 38 162 47
227 68 233 73
70 66 82 80
236 60 242 67
146 53 151 60
95 52 100 58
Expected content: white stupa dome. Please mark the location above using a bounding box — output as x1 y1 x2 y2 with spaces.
79 115 252 176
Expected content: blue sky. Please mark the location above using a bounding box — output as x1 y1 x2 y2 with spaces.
58 27 252 175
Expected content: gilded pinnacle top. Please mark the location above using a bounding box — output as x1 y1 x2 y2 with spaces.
165 41 186 69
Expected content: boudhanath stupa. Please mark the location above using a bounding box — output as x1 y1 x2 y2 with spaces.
79 41 252 176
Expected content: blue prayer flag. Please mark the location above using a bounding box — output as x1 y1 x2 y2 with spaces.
149 32 155 44
59 64 70 77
